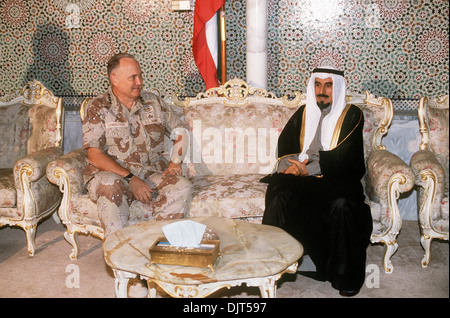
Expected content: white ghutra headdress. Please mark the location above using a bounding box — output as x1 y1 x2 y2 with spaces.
298 66 347 161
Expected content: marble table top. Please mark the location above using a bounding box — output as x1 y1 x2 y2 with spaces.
103 217 303 286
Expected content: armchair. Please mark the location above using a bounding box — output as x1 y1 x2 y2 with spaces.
348 92 415 273
410 95 449 268
0 80 64 255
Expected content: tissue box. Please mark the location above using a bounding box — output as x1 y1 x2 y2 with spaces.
149 236 220 269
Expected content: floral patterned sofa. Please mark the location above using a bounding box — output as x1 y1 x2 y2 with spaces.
410 95 449 268
47 78 414 273
0 80 64 255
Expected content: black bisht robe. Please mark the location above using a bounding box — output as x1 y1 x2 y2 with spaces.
262 104 373 292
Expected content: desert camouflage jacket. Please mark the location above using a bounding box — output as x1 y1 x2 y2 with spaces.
82 87 186 185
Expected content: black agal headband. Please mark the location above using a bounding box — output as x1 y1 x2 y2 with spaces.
313 68 344 77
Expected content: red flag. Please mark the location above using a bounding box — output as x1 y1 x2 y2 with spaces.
193 0 225 90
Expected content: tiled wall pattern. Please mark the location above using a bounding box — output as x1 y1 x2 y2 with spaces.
264 0 449 99
0 0 448 107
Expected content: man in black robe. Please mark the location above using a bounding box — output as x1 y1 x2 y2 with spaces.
261 66 372 296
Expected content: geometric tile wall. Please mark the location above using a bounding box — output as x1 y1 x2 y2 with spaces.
1 0 448 111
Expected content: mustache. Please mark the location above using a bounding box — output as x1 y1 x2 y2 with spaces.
317 94 329 98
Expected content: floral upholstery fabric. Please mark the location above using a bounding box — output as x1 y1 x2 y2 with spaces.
27 105 59 155
5 146 62 213
427 107 449 167
183 103 298 177
0 169 15 209
47 149 89 222
366 150 415 234
188 174 268 221
437 196 449 233
0 104 30 169
360 104 384 159
411 101 449 233
412 150 447 224
180 102 296 223
0 103 59 169
427 106 449 213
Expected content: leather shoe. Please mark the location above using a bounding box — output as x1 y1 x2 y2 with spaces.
339 290 359 297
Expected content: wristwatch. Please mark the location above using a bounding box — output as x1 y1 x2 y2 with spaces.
124 172 134 183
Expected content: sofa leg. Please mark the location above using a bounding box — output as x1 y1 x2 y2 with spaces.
420 234 432 268
64 229 80 260
24 224 37 256
382 240 398 274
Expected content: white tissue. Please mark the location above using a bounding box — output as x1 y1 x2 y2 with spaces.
162 220 207 248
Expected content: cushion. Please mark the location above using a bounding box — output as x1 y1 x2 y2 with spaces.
188 174 268 220
73 194 154 227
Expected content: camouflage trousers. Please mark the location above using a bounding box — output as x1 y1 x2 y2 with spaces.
86 171 193 236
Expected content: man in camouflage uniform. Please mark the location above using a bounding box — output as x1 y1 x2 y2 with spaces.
82 53 192 235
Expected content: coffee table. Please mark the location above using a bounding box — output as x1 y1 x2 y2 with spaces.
103 216 303 298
